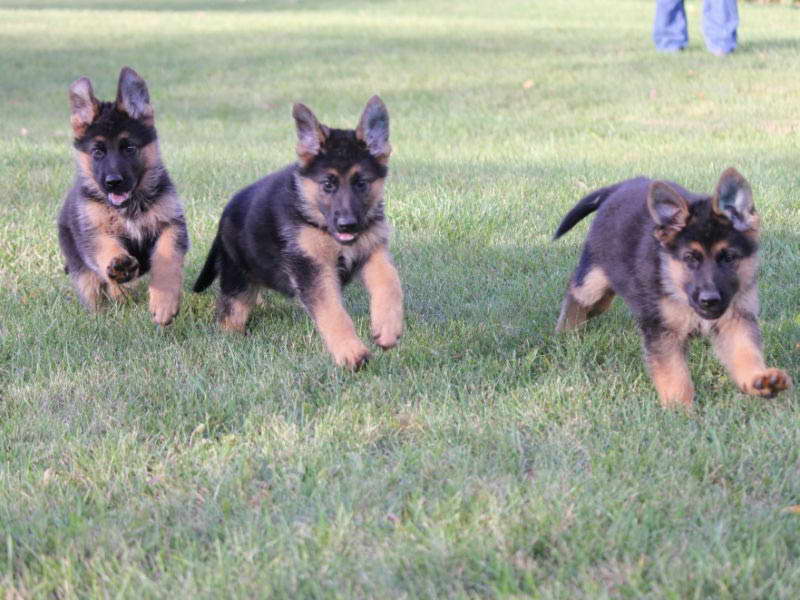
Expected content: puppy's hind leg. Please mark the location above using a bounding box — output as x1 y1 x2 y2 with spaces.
556 291 588 333
60 222 103 311
72 269 104 311
555 265 614 333
217 250 256 335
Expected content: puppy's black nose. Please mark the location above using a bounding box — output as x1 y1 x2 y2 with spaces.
105 175 123 190
698 291 721 309
336 215 358 233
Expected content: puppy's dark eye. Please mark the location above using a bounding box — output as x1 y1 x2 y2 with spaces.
91 147 106 160
683 251 702 267
122 144 137 156
718 250 738 264
322 178 337 193
352 177 368 192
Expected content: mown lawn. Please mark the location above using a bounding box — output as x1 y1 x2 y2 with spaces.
1 0 799 597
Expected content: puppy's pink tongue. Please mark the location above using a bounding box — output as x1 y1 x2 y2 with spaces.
336 233 355 242
109 192 130 205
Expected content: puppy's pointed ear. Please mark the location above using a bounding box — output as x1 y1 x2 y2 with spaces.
355 95 390 163
712 167 758 232
292 103 329 166
69 77 99 138
116 67 154 124
647 181 690 245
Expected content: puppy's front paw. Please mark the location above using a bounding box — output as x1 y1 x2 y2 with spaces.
107 255 139 284
748 368 792 398
149 289 181 326
331 338 371 370
372 315 403 350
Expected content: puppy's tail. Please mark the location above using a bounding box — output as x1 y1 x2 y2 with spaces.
553 183 621 240
192 234 222 293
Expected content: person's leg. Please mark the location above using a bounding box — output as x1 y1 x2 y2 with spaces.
703 0 738 55
654 0 688 52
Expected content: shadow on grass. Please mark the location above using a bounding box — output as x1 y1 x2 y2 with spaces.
739 37 800 53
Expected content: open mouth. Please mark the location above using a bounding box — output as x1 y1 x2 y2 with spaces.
108 191 131 206
333 231 357 244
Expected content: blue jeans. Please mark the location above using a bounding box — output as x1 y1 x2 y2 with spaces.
653 0 739 54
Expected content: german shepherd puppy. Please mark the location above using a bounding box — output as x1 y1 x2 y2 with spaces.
192 96 403 369
554 168 791 406
58 67 188 325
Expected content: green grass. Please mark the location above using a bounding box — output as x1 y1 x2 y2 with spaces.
2 0 800 597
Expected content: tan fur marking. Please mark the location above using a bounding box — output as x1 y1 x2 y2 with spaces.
659 297 700 339
76 152 93 179
360 246 403 348
665 255 687 287
714 316 765 392
83 201 124 236
345 219 391 269
94 235 131 283
82 204 139 284
294 221 389 268
219 290 257 334
140 141 161 169
296 150 316 168
661 255 690 303
70 111 99 139
75 152 104 197
106 282 130 302
571 267 611 307
368 178 386 210
745 215 761 238
148 225 184 326
555 293 587 332
296 225 340 263
308 266 369 368
74 270 103 310
736 256 759 296
711 311 790 397
131 194 179 241
297 177 326 226
711 240 730 254
687 241 705 255
70 118 88 138
556 268 615 332
588 291 615 317
648 345 695 407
